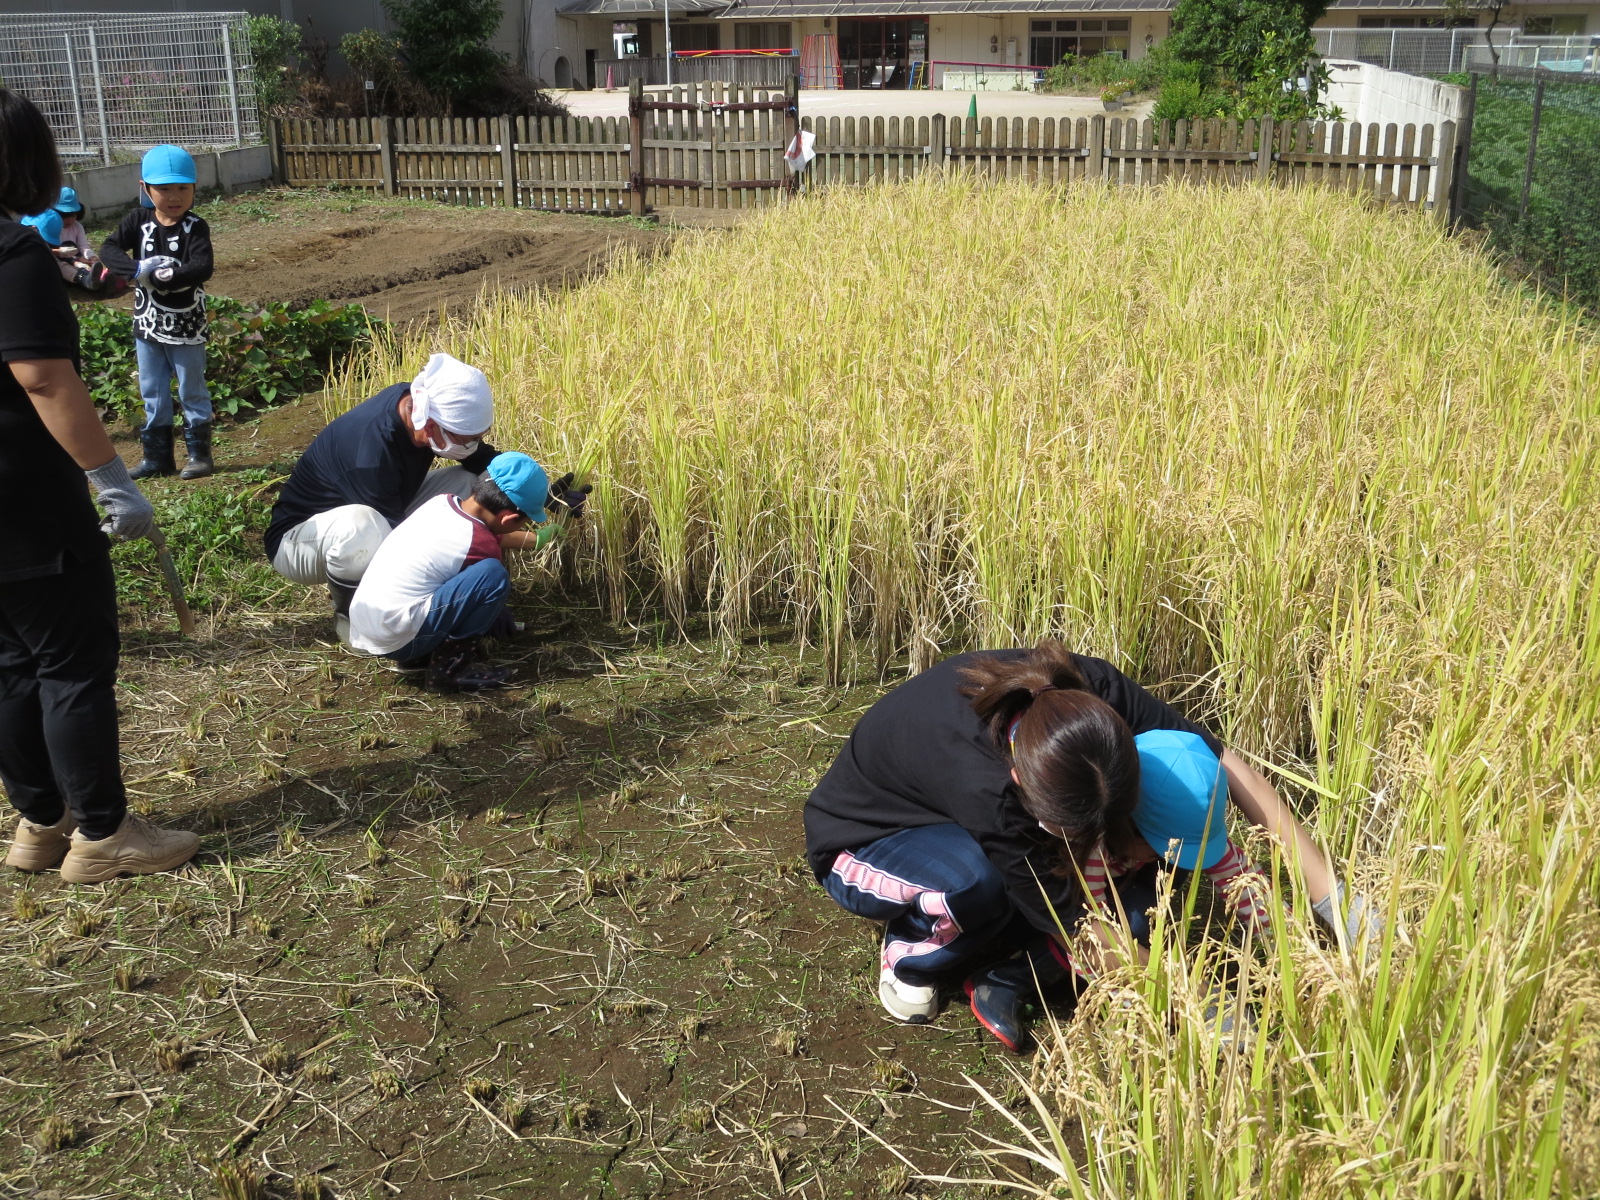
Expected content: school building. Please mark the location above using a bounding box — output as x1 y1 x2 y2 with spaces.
544 0 1600 89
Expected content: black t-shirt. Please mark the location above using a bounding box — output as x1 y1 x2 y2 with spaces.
264 383 499 562
98 208 213 344
0 218 106 582
802 649 1224 937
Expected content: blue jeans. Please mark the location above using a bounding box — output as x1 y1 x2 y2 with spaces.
387 559 509 661
136 338 211 430
823 823 1163 985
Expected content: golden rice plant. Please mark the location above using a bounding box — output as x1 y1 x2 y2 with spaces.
333 177 1600 1198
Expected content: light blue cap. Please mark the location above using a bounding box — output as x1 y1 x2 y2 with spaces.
54 187 83 215
141 144 197 185
484 453 549 524
21 209 63 246
1132 729 1229 870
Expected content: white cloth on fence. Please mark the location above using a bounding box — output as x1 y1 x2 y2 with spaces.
785 130 817 174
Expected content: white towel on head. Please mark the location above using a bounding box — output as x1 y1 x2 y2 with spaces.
409 353 493 434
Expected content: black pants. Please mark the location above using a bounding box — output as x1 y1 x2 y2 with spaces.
0 546 126 838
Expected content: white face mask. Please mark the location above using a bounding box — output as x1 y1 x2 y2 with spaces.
429 432 480 460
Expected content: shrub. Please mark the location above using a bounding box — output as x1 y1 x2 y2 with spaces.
245 15 304 117
381 0 505 113
1043 51 1165 95
78 297 380 426
339 28 408 111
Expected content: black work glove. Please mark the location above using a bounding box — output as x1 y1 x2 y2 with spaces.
545 472 593 521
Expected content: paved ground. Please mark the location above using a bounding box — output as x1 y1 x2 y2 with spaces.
552 87 1155 122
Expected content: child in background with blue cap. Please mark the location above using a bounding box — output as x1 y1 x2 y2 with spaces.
50 187 111 291
99 144 216 481
347 453 571 692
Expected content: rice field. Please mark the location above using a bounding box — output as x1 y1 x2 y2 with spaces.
334 178 1600 1198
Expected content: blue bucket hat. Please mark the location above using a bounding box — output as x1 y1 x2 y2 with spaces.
141 144 197 185
21 209 63 247
54 187 83 215
1132 729 1229 870
484 453 549 524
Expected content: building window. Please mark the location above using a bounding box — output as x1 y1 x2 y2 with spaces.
735 23 793 50
1523 14 1587 34
674 23 721 51
1030 17 1130 64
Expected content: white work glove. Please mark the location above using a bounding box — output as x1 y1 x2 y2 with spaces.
1313 884 1385 961
85 456 156 542
134 255 179 283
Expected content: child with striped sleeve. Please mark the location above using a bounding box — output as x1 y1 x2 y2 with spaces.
803 641 1383 1054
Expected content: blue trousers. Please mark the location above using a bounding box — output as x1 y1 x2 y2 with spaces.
387 559 509 661
136 338 211 430
823 823 1163 986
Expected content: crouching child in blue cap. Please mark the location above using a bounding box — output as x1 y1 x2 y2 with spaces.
804 643 1385 1056
346 453 567 692
99 144 216 481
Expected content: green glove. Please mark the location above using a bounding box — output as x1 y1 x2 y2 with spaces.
534 523 565 550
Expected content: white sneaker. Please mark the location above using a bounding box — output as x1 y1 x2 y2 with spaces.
879 965 938 1024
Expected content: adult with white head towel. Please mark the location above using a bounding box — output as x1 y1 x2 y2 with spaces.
265 353 512 641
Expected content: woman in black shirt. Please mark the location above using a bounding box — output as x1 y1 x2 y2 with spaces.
805 640 1381 1053
0 89 198 883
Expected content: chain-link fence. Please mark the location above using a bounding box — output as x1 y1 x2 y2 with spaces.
1457 64 1600 311
0 12 259 165
1313 27 1513 77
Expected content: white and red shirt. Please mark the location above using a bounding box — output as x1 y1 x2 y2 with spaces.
349 494 502 655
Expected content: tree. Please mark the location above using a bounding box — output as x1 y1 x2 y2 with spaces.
1444 0 1515 65
1162 0 1337 118
245 14 303 117
381 0 505 111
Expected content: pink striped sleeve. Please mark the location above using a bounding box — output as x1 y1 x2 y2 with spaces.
1203 841 1276 936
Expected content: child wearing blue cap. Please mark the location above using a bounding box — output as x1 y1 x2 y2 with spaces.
99 145 216 481
805 641 1383 1054
347 453 568 692
50 187 112 291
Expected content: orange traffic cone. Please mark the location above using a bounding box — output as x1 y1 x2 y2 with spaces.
606 65 615 92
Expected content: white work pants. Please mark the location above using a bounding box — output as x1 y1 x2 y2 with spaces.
270 467 476 586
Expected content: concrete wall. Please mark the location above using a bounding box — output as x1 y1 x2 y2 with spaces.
1323 59 1467 128
65 145 273 222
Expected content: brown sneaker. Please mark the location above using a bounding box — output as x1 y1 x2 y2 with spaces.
58 814 200 884
5 811 79 871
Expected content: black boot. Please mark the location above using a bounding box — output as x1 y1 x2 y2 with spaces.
327 576 358 645
130 426 176 480
426 637 512 693
179 420 213 480
964 943 1076 1056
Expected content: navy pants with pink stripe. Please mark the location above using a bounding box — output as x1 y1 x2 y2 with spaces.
824 824 1029 986
824 823 1163 987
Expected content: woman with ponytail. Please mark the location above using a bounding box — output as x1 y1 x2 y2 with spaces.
803 641 1379 1053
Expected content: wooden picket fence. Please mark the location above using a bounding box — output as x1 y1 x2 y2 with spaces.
271 84 1456 219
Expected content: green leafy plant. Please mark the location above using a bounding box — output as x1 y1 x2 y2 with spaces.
78 297 380 425
381 0 504 113
109 469 284 612
339 28 408 111
1043 51 1165 95
245 14 304 117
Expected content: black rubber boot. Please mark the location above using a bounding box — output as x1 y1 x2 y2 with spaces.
179 420 214 480
327 576 358 645
426 638 512 693
964 942 1076 1056
130 425 176 480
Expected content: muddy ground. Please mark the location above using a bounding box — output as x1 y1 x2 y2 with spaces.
2 193 1053 1200
86 187 675 327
